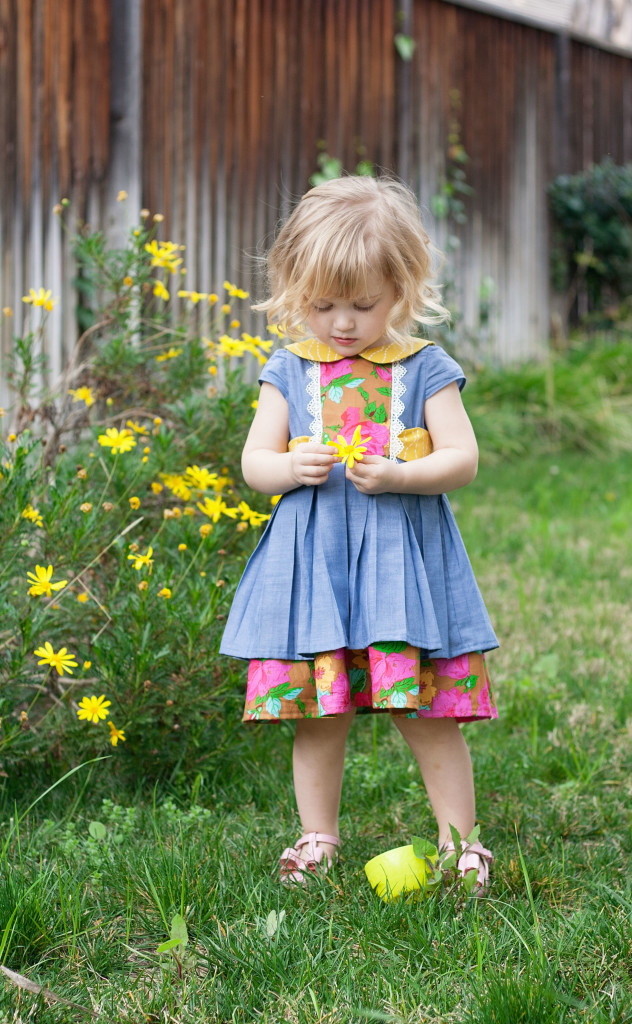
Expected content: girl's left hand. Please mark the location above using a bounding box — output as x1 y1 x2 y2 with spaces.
345 454 396 495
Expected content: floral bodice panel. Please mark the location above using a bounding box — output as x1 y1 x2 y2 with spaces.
257 342 466 464
320 357 394 457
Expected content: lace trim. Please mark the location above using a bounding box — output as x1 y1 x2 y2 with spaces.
390 361 407 461
306 361 322 442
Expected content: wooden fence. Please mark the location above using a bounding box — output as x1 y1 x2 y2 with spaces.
2 0 632 413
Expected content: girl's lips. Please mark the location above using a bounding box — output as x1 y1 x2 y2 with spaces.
333 337 357 345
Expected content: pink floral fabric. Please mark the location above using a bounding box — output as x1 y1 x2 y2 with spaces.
320 356 393 457
244 646 497 722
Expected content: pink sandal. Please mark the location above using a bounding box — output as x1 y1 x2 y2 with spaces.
279 832 340 884
441 839 493 895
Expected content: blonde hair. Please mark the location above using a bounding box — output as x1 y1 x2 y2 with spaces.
255 175 450 344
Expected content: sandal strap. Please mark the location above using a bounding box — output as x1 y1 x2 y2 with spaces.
295 832 339 850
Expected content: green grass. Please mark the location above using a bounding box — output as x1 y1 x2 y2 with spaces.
1 451 631 1023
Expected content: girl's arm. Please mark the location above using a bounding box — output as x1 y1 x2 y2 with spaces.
346 382 478 496
242 382 338 495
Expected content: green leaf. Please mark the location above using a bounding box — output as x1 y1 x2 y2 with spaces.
88 821 107 841
449 823 462 855
411 836 438 861
394 33 416 61
465 824 481 846
156 937 182 953
373 403 387 423
462 868 478 894
376 386 392 396
170 913 188 948
265 909 285 938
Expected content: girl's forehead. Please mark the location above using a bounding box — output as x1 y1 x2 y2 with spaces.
313 272 389 301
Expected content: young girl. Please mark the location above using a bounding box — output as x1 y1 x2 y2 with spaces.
220 175 498 891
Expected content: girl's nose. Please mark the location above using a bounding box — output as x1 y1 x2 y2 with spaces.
333 308 355 331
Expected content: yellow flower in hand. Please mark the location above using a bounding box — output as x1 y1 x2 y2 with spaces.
327 425 371 469
27 564 68 598
77 694 111 724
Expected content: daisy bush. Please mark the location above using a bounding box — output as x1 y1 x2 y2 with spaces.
0 197 275 785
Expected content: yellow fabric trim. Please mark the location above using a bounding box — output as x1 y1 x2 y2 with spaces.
284 338 434 363
289 428 432 460
397 427 433 461
288 436 310 452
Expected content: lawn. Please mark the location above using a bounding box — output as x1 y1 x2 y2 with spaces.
1 449 630 1023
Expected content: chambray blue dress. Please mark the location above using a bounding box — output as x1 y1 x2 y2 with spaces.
220 344 498 666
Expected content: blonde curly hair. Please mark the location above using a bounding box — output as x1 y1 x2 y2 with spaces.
254 175 449 344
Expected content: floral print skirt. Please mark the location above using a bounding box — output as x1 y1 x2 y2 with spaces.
244 643 497 722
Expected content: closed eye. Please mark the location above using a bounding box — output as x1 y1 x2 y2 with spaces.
312 302 377 312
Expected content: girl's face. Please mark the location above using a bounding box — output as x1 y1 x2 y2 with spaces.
306 276 397 358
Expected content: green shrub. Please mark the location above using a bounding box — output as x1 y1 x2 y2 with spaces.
0 202 272 784
548 158 632 324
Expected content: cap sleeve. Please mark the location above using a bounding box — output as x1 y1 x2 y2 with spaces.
423 345 466 400
258 348 289 401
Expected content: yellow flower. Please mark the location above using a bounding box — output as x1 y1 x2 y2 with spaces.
123 275 134 287
151 482 163 494
128 546 153 572
158 587 171 598
159 472 190 500
34 642 78 676
108 722 126 746
153 213 164 222
199 523 212 538
251 400 258 409
83 660 92 669
197 495 239 523
230 319 240 329
77 694 111 723
78 593 89 603
98 428 136 454
153 280 170 301
138 579 149 591
22 504 44 527
153 417 162 426
125 420 149 435
156 346 182 362
22 288 57 312
140 208 150 219
68 386 95 407
117 190 128 202
237 501 270 527
208 293 218 305
208 364 217 376
144 239 181 272
183 465 218 491
8 433 16 443
80 502 93 513
3 307 13 317
217 336 248 357
27 565 68 598
129 496 140 510
327 425 371 469
221 304 231 315
178 543 187 551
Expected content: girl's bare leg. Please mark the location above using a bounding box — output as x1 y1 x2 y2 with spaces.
392 716 476 846
292 710 355 860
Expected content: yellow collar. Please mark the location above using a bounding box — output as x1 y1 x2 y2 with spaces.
284 338 434 363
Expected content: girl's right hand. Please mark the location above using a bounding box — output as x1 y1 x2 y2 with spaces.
290 442 339 486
